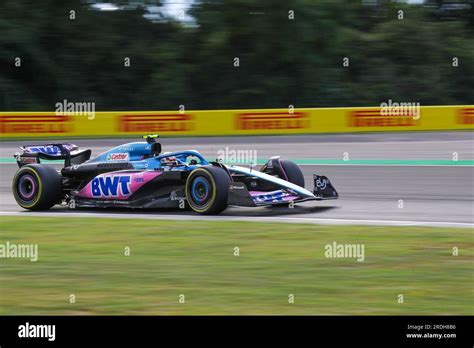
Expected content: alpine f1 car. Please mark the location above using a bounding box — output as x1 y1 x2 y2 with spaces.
12 135 338 215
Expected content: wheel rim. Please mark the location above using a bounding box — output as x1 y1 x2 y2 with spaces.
190 176 211 206
17 173 37 201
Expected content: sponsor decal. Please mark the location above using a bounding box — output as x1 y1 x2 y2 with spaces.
236 112 309 130
170 191 186 201
23 144 76 156
77 172 162 200
458 108 474 125
251 190 297 203
0 115 73 134
119 114 194 133
349 110 420 127
315 177 328 190
111 200 129 205
91 176 131 198
18 157 37 164
106 153 130 161
116 146 138 152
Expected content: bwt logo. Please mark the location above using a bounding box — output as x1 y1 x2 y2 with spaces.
91 176 131 197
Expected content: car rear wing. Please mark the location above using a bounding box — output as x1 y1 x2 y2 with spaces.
14 143 91 168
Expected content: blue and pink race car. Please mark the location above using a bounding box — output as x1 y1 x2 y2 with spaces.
12 135 338 214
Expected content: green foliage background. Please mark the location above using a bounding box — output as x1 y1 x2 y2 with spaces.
1 0 473 111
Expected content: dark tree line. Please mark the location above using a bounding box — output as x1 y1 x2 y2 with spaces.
0 0 473 111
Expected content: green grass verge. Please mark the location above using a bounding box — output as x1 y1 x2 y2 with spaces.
0 217 472 315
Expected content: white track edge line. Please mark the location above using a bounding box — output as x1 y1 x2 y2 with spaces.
0 211 472 228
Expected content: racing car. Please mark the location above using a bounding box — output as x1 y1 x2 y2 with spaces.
11 135 338 215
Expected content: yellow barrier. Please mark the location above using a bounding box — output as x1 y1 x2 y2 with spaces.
0 106 472 138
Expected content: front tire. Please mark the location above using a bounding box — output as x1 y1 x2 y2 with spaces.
185 166 230 215
261 158 305 188
12 164 62 210
279 159 305 188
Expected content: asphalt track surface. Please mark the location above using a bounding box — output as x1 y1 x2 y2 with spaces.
1 132 473 227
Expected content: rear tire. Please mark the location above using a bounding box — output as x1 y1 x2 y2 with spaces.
12 164 62 210
185 166 230 215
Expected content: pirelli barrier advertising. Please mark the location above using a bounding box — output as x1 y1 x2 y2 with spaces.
0 105 472 138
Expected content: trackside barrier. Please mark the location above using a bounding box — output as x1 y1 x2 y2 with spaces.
0 106 472 138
